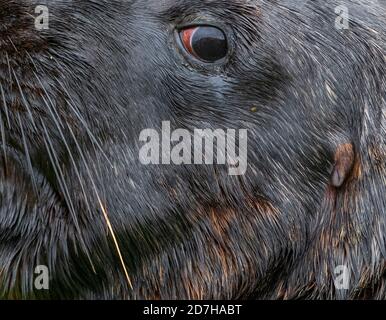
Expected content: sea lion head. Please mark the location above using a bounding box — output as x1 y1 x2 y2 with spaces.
0 0 385 299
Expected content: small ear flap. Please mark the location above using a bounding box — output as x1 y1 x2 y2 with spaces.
330 143 355 187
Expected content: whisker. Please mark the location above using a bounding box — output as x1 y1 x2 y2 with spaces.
40 120 81 233
66 122 133 289
0 111 8 169
0 83 11 127
62 92 114 169
12 70 37 129
8 35 102 286
31 69 94 215
50 57 113 169
0 76 9 168
27 51 132 289
16 112 37 193
40 119 98 273
29 63 97 272
7 36 19 53
99 199 133 289
5 53 12 87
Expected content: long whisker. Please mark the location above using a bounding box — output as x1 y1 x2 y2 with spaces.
30 68 94 217
16 112 37 193
27 50 132 289
66 123 133 289
16 59 80 257
61 91 114 169
6 37 37 132
40 120 81 234
12 70 37 130
49 56 113 169
7 46 101 277
5 53 12 89
0 83 11 127
48 57 132 288
0 74 8 168
7 36 18 53
28 61 96 272
27 53 131 284
98 199 133 289
0 111 7 169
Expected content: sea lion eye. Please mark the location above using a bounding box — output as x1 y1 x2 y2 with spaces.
179 26 228 63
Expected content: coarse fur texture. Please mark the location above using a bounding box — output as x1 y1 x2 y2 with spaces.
0 0 385 299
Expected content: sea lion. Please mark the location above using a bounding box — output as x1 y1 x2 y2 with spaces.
0 0 385 299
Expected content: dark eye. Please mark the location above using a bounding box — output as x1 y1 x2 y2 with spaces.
179 26 228 63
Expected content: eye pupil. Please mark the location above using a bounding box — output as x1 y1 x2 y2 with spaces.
180 26 228 63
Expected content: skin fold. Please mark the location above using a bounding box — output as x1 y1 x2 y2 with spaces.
0 0 385 299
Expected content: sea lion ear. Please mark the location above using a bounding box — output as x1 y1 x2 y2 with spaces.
330 143 356 188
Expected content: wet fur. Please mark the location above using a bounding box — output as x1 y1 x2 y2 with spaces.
0 0 385 299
